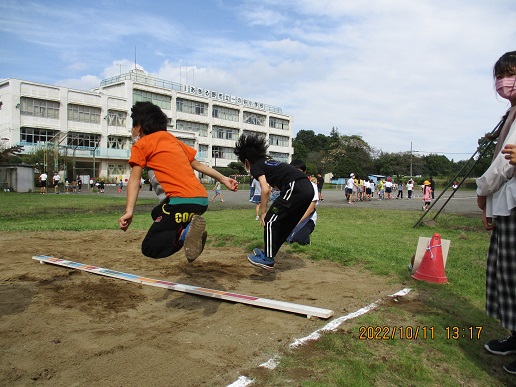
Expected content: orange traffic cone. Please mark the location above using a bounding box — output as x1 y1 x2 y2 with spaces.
412 233 448 284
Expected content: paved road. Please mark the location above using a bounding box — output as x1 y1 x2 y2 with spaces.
93 184 480 217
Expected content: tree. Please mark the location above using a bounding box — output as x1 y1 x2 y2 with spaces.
0 144 24 164
227 162 246 175
321 134 373 178
421 154 454 177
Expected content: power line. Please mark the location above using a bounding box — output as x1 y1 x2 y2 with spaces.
413 150 474 155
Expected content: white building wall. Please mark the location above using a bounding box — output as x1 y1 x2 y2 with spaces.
0 70 294 181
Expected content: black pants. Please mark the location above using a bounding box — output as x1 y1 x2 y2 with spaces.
263 178 314 258
142 202 207 258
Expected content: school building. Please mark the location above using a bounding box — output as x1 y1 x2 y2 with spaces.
0 69 294 182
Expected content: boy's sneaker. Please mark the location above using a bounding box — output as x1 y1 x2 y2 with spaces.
183 215 207 262
248 253 274 271
504 360 516 375
252 248 265 258
485 335 516 355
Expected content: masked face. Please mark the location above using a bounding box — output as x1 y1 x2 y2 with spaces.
131 126 141 142
243 160 251 173
496 77 516 101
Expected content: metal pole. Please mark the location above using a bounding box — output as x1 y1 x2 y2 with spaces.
410 142 413 177
413 114 506 228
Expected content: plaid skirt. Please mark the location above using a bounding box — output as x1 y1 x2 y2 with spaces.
486 208 516 331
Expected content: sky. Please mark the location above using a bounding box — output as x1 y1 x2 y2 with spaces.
1 0 515 161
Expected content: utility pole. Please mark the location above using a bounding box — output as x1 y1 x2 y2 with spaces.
410 142 413 177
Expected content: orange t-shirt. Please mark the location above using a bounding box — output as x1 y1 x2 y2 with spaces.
129 131 207 198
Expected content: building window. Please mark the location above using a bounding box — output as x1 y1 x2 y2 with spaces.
20 127 58 144
212 126 239 140
243 111 265 126
133 89 171 110
108 136 129 149
176 98 208 116
20 97 60 119
67 132 100 149
269 134 289 147
106 110 127 127
177 138 195 147
269 152 289 163
243 130 265 138
212 105 239 122
68 104 101 124
198 144 208 159
176 120 208 137
269 116 289 130
212 146 238 160
108 164 126 176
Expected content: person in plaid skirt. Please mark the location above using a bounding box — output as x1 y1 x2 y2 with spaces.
477 51 516 375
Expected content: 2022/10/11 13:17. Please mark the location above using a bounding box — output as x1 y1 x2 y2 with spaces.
358 326 484 340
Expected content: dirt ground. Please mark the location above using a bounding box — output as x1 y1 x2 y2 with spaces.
0 228 407 386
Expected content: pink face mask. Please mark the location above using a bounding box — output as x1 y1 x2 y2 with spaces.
496 77 516 100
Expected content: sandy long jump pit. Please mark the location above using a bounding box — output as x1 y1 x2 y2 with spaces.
0 230 405 386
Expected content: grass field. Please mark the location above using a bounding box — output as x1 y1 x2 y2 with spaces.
0 191 513 386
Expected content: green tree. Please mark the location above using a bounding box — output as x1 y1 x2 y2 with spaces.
0 144 24 164
421 154 454 177
322 134 373 178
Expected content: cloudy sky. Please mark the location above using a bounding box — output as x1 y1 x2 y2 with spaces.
1 0 515 160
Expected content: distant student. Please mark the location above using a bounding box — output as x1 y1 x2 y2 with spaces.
422 180 432 211
250 177 263 220
397 181 404 199
210 181 224 202
406 178 414 199
234 134 314 270
53 172 60 194
39 171 47 194
316 173 324 201
118 101 238 261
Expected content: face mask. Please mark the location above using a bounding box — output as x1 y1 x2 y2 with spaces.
131 127 141 142
496 77 516 100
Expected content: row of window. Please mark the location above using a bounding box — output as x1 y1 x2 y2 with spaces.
20 97 126 126
20 126 290 151
19 94 290 130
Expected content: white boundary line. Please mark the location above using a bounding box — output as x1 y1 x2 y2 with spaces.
227 288 411 386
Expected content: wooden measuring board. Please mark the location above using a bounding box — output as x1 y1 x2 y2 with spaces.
33 255 334 319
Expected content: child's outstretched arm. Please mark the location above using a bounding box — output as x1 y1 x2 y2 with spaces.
118 165 143 231
502 144 516 166
190 159 239 191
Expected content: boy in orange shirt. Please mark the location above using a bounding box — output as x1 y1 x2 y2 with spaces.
118 102 238 261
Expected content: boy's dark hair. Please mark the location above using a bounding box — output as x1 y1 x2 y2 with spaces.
290 159 307 173
493 51 516 79
131 101 168 135
234 133 268 163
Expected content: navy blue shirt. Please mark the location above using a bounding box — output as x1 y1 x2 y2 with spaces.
250 158 307 191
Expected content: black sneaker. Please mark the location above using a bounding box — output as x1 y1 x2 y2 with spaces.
485 336 516 355
503 360 516 375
